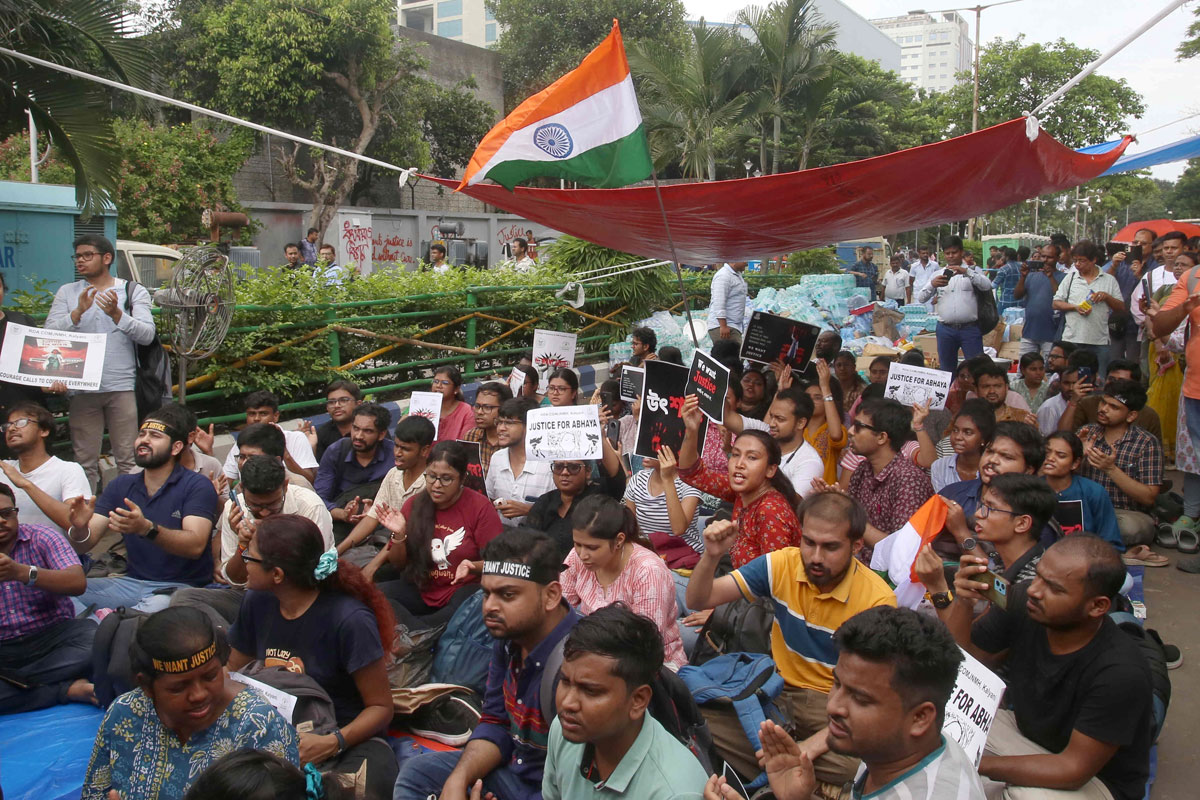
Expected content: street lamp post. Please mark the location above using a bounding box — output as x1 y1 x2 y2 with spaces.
744 160 753 179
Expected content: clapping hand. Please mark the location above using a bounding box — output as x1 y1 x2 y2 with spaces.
194 424 216 455
108 499 148 535
374 502 406 536
67 495 95 531
1084 442 1117 474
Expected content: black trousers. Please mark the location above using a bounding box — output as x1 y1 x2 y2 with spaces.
0 618 97 715
377 580 479 631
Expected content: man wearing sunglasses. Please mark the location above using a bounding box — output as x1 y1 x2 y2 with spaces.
170 454 332 627
0 404 90 538
44 235 157 491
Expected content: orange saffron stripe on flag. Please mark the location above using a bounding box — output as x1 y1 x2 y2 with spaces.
458 19 631 188
907 495 950 584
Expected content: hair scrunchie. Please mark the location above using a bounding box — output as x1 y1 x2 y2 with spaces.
303 762 325 800
313 545 339 581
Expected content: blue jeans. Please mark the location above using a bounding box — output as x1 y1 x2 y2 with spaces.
936 322 984 374
393 750 540 800
672 571 700 657
72 577 191 615
0 618 97 714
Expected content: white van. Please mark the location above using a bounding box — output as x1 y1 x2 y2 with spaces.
114 240 180 291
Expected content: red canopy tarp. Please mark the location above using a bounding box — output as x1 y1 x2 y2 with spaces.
1112 219 1200 243
428 118 1131 264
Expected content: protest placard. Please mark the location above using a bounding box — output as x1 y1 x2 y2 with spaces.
456 439 486 493
532 329 577 394
408 391 442 433
685 350 730 425
635 360 707 459
526 405 603 462
739 311 821 371
1055 499 1085 536
884 362 953 410
507 367 527 398
943 648 1005 766
0 323 107 391
619 365 645 403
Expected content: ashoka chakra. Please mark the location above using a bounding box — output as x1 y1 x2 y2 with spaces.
533 123 574 158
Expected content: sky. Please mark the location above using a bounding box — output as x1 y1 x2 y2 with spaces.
683 0 1198 181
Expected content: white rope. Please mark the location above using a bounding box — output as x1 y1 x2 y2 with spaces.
1031 0 1187 116
569 258 665 278
573 260 673 284
1133 111 1200 139
0 45 410 174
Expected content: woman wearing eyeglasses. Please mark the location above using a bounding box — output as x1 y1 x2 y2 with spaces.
431 366 475 441
525 454 627 559
544 367 579 407
366 441 503 629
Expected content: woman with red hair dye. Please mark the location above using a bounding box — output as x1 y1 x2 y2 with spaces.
226 514 398 797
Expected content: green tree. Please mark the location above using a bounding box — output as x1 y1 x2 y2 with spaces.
1172 159 1200 217
940 36 1144 148
487 0 688 109
1179 5 1200 60
0 0 150 214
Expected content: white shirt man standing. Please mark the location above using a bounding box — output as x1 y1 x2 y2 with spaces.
918 237 993 374
708 262 749 345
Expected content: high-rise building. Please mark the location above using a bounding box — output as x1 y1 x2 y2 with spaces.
869 10 973 93
398 0 499 49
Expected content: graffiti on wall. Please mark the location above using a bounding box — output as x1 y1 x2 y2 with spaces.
342 221 373 266
373 233 416 266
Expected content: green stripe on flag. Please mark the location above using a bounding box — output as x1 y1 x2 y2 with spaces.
484 126 653 190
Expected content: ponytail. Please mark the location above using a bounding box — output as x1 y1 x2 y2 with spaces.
733 430 801 512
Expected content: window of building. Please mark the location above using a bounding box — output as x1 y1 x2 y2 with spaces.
437 18 463 37
485 7 494 20
437 0 462 17
485 22 496 42
914 35 922 42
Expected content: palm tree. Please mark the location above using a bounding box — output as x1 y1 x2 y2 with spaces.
737 0 837 174
0 0 149 214
630 22 754 182
790 55 904 170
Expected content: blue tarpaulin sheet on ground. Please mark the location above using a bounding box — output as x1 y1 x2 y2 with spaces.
0 704 103 800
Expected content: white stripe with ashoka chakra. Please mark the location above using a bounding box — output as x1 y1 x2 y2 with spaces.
467 73 643 186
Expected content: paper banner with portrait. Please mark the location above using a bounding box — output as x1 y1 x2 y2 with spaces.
525 405 603 462
635 359 707 460
531 329 577 394
0 323 107 391
884 362 953 410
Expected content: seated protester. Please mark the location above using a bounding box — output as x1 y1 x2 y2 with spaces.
513 363 540 402
526 454 627 558
542 604 710 800
185 750 353 800
915 399 995 492
867 355 891 386
545 367 581 408
215 390 319 485
393 528 581 800
833 350 867 420
432 365 476 441
462 380 514 479
1076 379 1164 565
624 446 705 560
686 493 896 792
314 402 395 538
223 422 315 491
1053 348 1102 432
0 483 96 714
705 609 984 800
946 536 1152 800
227 515 397 797
1010 352 1051 413
843 399 934 548
730 378 828 499
83 607 299 800
1039 365 1081 435
559 495 686 671
485 398 554 528
945 356 987 415
1066 359 1162 440
170 455 333 626
68 410 219 613
973 361 1038 426
630 325 658 367
658 345 684 364
836 383 923 491
738 367 771 420
304 379 362 461
337 415 434 558
0 402 90 536
169 404 223 479
676 396 803 567
1041 431 1123 550
965 357 1031 412
368 441 503 629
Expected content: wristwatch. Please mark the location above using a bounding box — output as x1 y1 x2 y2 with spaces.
926 590 954 609
145 522 160 540
25 564 38 586
823 394 834 402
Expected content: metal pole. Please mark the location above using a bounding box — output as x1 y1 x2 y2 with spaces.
27 110 38 184
967 8 982 242
1073 187 1081 240
649 166 700 348
1033 196 1039 234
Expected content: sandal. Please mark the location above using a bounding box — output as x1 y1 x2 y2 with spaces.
1178 529 1200 555
1156 524 1179 549
1123 545 1170 567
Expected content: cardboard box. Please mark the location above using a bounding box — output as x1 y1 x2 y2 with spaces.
872 307 905 340
983 321 1005 350
1007 323 1023 342
864 343 900 357
914 334 938 355
998 342 1022 361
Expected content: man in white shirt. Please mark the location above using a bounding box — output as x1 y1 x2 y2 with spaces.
485 398 553 527
709 262 749 345
0 403 90 536
907 246 940 311
918 236 993 374
429 243 451 274
215 390 319 484
882 255 912 304
170 454 332 626
510 237 537 273
1130 232 1185 346
728 386 824 498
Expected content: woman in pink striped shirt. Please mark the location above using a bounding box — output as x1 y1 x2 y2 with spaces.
558 495 687 671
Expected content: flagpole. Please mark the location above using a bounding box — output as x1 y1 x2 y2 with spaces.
648 166 701 349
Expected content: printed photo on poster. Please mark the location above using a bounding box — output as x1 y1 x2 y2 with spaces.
408 391 442 433
1055 500 1084 536
619 365 645 403
685 350 730 425
526 406 603 462
884 362 953 410
943 648 1004 766
507 366 527 398
635 360 707 460
531 329 577 394
456 439 486 494
739 311 821 371
0 323 107 391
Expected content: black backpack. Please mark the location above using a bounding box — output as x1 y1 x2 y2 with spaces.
689 596 775 666
122 280 172 418
975 282 1000 334
91 608 148 707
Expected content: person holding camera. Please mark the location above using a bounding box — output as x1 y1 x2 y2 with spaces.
917 237 994 374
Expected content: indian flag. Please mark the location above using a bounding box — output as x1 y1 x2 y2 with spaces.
457 20 652 191
870 494 950 608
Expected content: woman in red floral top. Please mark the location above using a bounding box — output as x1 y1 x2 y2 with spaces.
670 396 802 568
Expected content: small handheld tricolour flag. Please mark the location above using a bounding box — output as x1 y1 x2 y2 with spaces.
456 20 652 191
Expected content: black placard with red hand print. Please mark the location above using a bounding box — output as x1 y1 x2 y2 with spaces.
634 360 707 460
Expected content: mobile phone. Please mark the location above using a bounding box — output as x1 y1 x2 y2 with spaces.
605 420 620 446
942 268 955 280
1025 260 1043 270
978 569 1010 610
1077 367 1094 385
1105 241 1127 260
1130 244 1144 263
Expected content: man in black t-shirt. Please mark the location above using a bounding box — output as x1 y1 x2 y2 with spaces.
944 535 1152 800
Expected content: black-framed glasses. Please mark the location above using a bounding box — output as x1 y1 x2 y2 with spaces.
551 462 586 475
850 421 881 433
547 384 572 394
0 507 18 519
240 552 266 565
245 496 286 515
473 402 499 412
326 396 356 406
424 471 459 486
0 418 36 434
977 503 1018 519
72 251 102 262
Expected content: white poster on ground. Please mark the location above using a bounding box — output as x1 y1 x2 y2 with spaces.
525 405 603 462
532 329 577 394
408 391 442 432
943 648 1005 766
0 323 107 391
884 362 953 410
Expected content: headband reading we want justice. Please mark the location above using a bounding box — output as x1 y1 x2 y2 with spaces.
151 642 217 674
482 559 564 585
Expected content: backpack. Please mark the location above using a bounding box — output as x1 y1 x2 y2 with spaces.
539 637 721 775
122 280 172 419
430 588 491 695
689 596 775 666
234 661 340 737
975 280 1000 334
91 608 148 707
678 652 786 790
1109 608 1171 741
